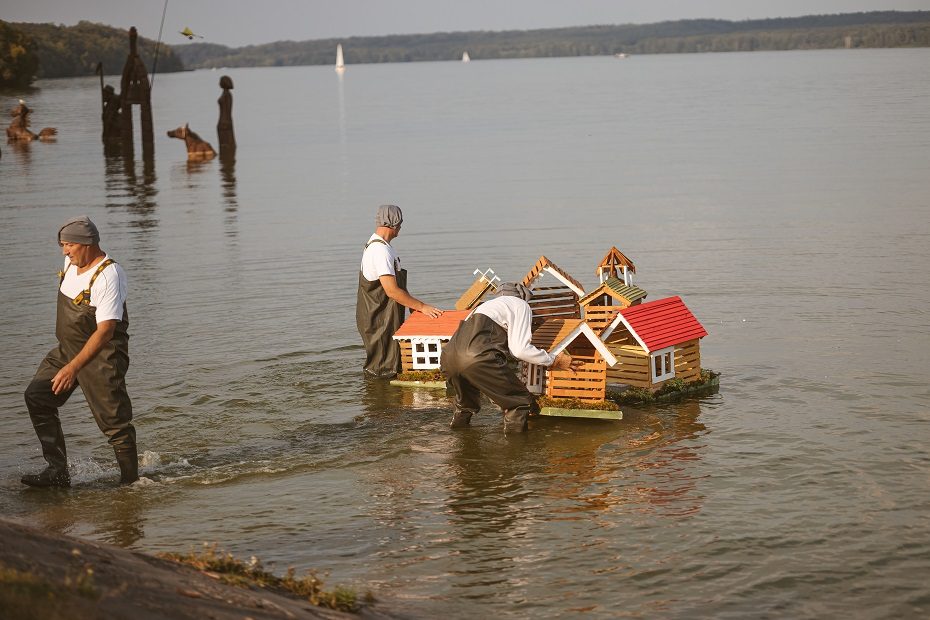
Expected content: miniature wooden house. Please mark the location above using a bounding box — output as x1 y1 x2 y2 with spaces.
523 318 618 402
600 296 707 391
579 276 649 332
393 310 471 372
454 268 500 311
521 256 586 327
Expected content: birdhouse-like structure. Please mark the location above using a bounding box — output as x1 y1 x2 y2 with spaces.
393 310 471 371
442 245 709 404
524 318 618 402
454 268 499 310
521 256 586 327
600 296 707 390
578 277 648 332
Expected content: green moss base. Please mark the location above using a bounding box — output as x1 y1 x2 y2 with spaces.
609 370 720 405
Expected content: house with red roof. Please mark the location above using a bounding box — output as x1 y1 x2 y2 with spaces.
392 310 472 372
600 296 707 391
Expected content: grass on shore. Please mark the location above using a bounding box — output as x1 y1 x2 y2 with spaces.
159 544 370 613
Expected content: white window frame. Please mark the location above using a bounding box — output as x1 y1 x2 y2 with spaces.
650 346 675 383
412 338 443 369
524 362 544 394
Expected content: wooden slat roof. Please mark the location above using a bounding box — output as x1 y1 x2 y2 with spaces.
579 276 648 306
596 246 636 275
393 310 471 339
604 296 706 352
521 256 585 296
531 318 583 350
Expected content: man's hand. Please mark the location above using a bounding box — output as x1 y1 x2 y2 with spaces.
420 305 443 318
51 364 77 395
552 352 586 372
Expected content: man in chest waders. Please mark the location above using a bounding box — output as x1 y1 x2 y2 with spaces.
440 282 581 433
356 204 444 378
21 216 138 487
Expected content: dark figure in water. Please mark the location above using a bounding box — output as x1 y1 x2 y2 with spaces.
101 85 122 143
217 75 236 158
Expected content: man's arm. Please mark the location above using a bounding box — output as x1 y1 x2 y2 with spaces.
51 320 117 394
379 274 443 318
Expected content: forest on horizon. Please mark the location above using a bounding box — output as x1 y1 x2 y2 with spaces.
2 10 929 87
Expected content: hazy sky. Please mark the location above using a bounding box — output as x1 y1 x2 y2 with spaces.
4 0 930 47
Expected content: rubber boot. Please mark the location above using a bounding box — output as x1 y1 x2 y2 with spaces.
502 406 530 434
21 420 70 488
450 410 474 428
114 446 139 485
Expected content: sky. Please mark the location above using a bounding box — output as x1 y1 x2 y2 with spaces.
3 0 930 47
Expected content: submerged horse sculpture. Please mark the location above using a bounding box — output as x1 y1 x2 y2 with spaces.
7 101 57 142
167 123 216 160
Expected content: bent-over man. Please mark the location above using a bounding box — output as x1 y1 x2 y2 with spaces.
440 282 580 433
356 204 443 378
21 215 138 487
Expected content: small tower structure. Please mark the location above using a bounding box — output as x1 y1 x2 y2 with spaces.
120 27 154 157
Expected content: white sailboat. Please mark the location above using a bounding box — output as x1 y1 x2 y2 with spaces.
462 51 471 63
335 43 345 72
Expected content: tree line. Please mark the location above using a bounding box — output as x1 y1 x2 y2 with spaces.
2 11 929 87
173 11 930 69
0 20 183 87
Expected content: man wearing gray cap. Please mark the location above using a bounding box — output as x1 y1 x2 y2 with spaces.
440 282 580 433
20 215 138 487
357 204 444 378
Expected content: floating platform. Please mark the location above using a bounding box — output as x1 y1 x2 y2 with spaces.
389 380 446 389
538 407 623 420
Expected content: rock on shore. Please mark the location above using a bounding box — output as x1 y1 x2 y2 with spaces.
0 518 396 620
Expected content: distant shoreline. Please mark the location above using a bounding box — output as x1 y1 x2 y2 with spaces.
5 10 929 83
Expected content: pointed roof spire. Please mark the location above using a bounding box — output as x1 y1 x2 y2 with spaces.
596 247 636 278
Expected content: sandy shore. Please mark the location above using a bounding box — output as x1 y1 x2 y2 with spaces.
0 518 399 619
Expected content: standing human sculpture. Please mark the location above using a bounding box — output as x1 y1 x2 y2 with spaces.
217 75 236 158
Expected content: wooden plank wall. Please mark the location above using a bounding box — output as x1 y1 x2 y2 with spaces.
673 339 702 383
399 340 414 372
546 354 606 401
582 305 621 332
529 285 580 326
605 344 652 388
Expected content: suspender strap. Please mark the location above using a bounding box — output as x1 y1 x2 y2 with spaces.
365 238 388 249
72 259 116 306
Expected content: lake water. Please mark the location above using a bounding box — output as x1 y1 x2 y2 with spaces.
1 48 929 618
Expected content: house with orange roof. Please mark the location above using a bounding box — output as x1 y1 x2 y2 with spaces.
600 296 707 391
392 310 472 371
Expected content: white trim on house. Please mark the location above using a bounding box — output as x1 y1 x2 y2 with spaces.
650 346 675 383
411 337 443 369
601 312 650 353
533 266 586 297
548 322 618 366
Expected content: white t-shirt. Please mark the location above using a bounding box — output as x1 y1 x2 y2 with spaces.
59 255 128 323
474 296 556 366
360 233 401 282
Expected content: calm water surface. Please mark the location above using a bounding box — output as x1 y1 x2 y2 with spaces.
1 49 929 618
